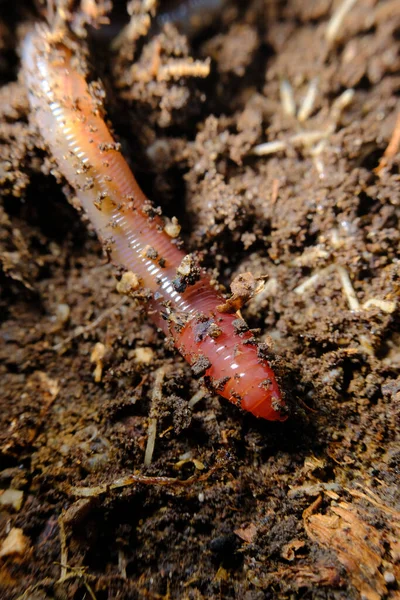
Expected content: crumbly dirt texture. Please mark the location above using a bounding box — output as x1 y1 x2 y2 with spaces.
1 1 399 599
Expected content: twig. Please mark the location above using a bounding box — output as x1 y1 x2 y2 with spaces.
144 418 158 467
84 580 97 600
58 515 68 581
28 372 60 444
15 581 52 600
293 272 324 296
118 550 127 579
298 78 319 122
57 566 97 599
374 112 400 175
362 298 396 314
70 464 221 498
16 566 97 600
326 0 357 44
280 79 296 117
293 266 334 296
144 367 167 467
271 178 280 205
253 87 353 158
188 389 206 409
336 266 360 311
252 140 287 156
330 89 355 125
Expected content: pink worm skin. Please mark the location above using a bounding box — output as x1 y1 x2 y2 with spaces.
22 27 286 421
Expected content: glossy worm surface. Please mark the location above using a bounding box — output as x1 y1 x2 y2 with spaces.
22 27 286 421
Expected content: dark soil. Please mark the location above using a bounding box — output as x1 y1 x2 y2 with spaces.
0 1 399 599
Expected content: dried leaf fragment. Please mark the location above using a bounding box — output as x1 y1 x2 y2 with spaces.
0 528 30 559
234 523 257 543
218 272 261 313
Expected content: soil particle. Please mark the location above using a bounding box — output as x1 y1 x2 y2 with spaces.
191 354 212 377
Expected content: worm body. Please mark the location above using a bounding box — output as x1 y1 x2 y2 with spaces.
22 27 286 421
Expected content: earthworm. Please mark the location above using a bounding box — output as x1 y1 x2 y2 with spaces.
22 26 286 421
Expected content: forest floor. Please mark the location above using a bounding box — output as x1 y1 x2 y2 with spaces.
0 1 399 599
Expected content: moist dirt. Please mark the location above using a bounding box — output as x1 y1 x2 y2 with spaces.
0 1 399 599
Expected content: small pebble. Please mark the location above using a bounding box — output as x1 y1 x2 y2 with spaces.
116 271 140 295
177 254 193 277
383 571 396 585
55 303 70 324
164 216 181 238
132 347 154 364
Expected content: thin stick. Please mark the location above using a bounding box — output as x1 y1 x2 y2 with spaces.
293 266 334 296
144 367 166 467
337 266 360 311
58 515 68 581
144 418 158 467
70 466 220 497
375 112 400 175
252 140 287 156
280 79 296 117
298 78 319 122
362 298 396 314
188 389 206 409
326 0 357 44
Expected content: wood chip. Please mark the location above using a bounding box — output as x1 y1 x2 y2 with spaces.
304 491 400 600
281 539 306 561
0 528 30 558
